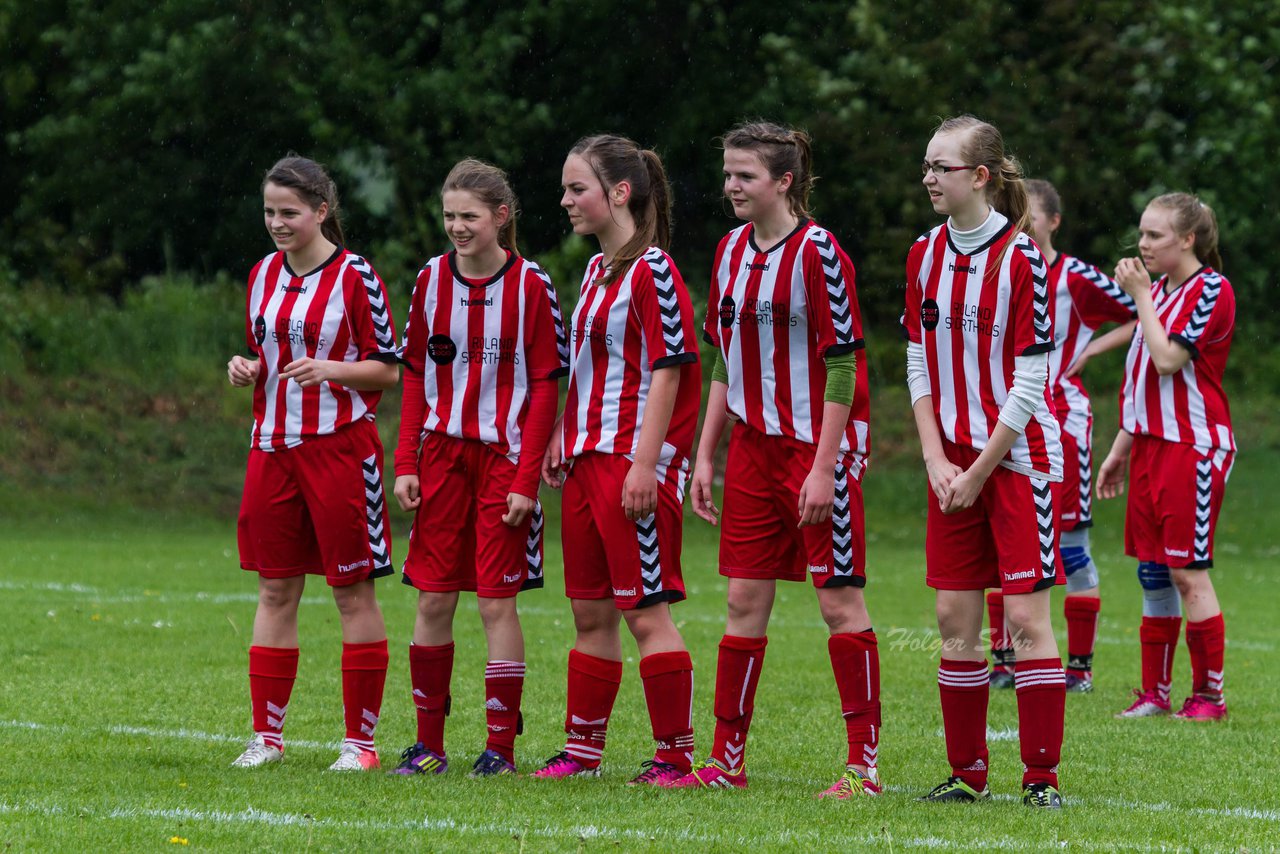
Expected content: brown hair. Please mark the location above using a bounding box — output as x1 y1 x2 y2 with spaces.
1149 192 1223 272
442 158 520 255
569 134 672 285
263 154 344 246
934 115 1031 236
1025 179 1062 220
720 121 816 218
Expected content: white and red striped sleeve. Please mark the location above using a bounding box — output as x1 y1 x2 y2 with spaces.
633 249 698 370
342 255 399 363
802 228 863 359
1009 234 1055 357
394 262 434 476
1065 257 1136 329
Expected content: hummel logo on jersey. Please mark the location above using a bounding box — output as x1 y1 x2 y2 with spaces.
280 283 309 294
948 262 978 274
807 564 829 574
1004 568 1036 581
460 296 493 307
485 697 509 712
338 558 370 574
503 572 522 584
1165 547 1190 558
921 298 940 332
746 261 770 272
613 587 636 597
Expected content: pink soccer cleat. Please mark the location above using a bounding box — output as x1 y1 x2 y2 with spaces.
1115 688 1171 718
627 760 687 787
667 759 747 790
328 742 380 771
1173 695 1228 721
530 751 601 779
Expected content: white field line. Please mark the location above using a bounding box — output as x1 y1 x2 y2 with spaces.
0 799 1224 850
2 717 1277 832
8 579 1277 651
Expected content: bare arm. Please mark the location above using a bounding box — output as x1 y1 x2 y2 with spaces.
797 400 852 527
279 357 400 390
691 380 731 525
1114 258 1192 376
622 366 680 520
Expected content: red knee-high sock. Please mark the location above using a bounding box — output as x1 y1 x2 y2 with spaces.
1185 614 1226 701
639 651 695 773
341 639 388 753
1139 616 1181 704
409 642 454 755
938 658 989 789
986 591 1013 670
829 631 881 771
564 649 623 769
1014 658 1065 788
1064 596 1101 675
484 660 526 763
248 645 298 751
711 634 767 772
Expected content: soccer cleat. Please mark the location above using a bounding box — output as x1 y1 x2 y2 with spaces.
818 766 881 799
1115 688 1171 718
231 734 282 768
469 749 516 777
1064 671 1094 693
1022 782 1064 808
391 742 447 776
667 759 748 790
328 742 380 771
627 760 685 787
917 776 990 803
1172 695 1228 721
989 666 1015 690
530 751 600 779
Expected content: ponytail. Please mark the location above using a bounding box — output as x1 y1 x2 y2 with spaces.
1149 192 1223 272
263 153 345 247
720 121 817 218
442 158 521 256
570 134 673 284
934 115 1031 266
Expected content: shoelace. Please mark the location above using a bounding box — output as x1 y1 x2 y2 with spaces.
474 752 510 774
399 743 425 762
540 751 575 769
633 760 677 782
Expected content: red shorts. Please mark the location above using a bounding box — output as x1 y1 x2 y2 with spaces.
1056 412 1094 531
719 423 867 588
560 452 686 610
1125 434 1233 569
926 441 1064 594
237 418 393 587
401 432 544 598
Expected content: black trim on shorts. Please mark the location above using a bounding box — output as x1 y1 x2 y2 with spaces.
821 575 867 589
1169 333 1201 361
652 351 698 370
1068 519 1095 531
1019 341 1055 356
1032 576 1059 592
520 576 545 592
368 564 395 581
634 589 686 609
1183 559 1214 570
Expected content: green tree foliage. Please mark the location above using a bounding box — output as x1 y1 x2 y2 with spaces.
2 0 1276 335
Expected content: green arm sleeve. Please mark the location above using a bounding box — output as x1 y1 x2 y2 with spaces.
712 349 729 385
823 350 857 404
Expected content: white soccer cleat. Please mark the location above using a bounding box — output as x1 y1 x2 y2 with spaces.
328 742 380 771
231 734 283 768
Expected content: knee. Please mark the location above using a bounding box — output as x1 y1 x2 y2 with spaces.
476 597 517 632
258 579 302 613
1170 570 1202 598
417 592 456 625
934 598 968 637
333 581 377 619
726 585 766 624
571 601 615 637
818 588 867 634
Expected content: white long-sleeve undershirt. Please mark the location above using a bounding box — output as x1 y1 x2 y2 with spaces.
906 342 1048 433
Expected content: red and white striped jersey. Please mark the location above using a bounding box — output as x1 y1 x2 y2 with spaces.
903 223 1063 480
245 248 398 451
1120 267 1235 450
1048 254 1136 436
396 251 569 471
561 247 701 486
704 221 870 475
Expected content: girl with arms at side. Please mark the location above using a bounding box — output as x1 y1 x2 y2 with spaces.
390 159 568 777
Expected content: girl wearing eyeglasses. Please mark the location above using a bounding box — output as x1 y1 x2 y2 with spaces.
903 116 1066 808
1096 193 1235 722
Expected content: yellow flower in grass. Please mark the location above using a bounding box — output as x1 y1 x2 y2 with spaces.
168 837 189 845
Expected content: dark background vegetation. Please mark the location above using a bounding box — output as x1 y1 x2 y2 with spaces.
2 1 1277 513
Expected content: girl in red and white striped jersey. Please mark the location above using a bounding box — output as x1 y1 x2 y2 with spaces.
1097 193 1235 722
986 180 1137 695
670 122 880 798
535 135 701 786
390 159 569 778
228 154 399 772
904 117 1067 808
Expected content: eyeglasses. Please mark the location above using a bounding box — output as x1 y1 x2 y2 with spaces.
922 162 979 176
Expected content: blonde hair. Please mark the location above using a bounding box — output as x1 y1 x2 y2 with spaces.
442 158 520 255
1149 192 1223 271
934 115 1030 236
720 121 816 218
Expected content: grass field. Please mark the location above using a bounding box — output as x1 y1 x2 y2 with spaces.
2 449 1279 854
